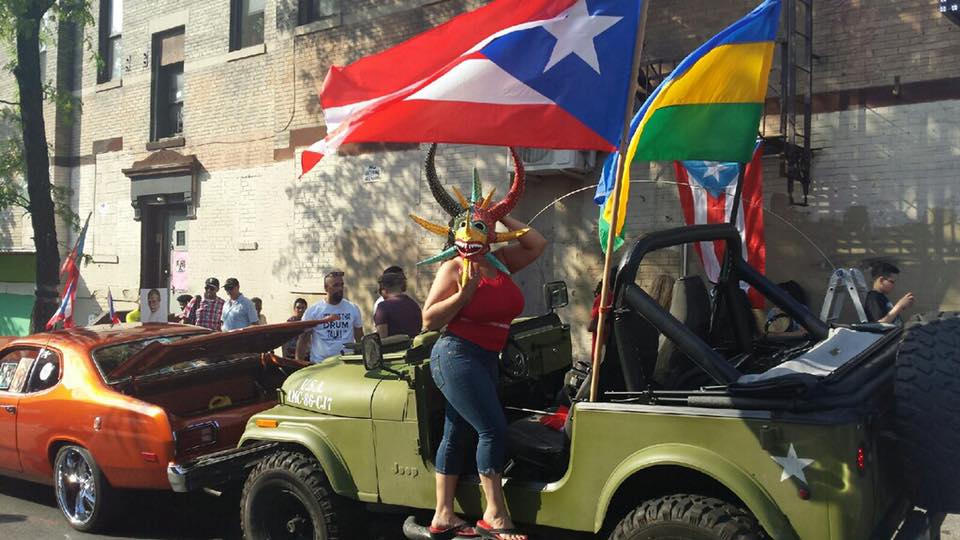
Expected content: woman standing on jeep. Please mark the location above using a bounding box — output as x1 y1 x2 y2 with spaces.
422 214 546 540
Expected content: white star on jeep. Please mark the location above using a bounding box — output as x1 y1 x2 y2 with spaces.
541 0 622 74
771 444 815 484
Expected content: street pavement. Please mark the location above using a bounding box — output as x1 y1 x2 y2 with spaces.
0 475 955 539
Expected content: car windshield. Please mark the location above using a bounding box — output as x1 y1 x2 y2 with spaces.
93 335 198 382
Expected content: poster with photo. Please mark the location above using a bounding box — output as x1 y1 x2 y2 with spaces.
140 288 169 323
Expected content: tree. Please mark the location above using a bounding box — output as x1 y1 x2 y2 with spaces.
0 0 91 332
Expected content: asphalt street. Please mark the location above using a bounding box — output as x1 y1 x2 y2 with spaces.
0 475 955 539
0 475 591 540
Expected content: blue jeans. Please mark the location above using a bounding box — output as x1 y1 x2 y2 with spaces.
430 334 506 477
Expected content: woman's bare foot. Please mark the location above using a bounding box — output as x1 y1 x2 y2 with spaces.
479 514 527 540
431 510 469 531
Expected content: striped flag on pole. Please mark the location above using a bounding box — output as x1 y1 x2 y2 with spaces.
46 214 91 330
674 142 766 308
107 288 120 325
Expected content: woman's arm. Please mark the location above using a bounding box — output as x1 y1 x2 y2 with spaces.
422 259 481 331
496 215 547 273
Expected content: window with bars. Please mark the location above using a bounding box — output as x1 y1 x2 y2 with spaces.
230 0 265 51
151 29 185 140
98 0 123 82
298 0 338 25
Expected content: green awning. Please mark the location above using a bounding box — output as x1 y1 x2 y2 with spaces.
0 293 34 336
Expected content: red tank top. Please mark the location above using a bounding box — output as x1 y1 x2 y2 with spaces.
447 271 524 352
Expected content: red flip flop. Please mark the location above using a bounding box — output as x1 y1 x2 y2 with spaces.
475 519 528 540
429 522 479 539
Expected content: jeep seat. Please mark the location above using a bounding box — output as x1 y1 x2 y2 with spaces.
652 276 710 388
506 413 568 475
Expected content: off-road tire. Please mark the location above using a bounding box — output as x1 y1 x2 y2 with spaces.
609 494 763 540
241 450 351 540
53 445 116 533
895 314 960 512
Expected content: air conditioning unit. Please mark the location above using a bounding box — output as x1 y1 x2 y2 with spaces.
516 148 596 176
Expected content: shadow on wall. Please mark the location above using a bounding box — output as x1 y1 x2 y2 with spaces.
766 191 960 318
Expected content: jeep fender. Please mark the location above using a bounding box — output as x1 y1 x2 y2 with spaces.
595 443 798 540
241 422 377 503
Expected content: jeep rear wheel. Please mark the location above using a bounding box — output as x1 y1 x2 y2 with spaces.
241 450 349 540
895 314 960 512
609 494 763 540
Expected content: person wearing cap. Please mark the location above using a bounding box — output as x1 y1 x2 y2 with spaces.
374 265 406 313
374 271 422 338
181 277 226 331
221 277 259 331
296 269 363 363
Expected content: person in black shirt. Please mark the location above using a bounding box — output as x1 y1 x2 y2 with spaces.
864 262 914 324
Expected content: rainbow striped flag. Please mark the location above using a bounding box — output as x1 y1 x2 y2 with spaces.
597 0 780 252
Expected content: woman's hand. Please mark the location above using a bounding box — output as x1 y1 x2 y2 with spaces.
456 261 482 304
496 214 547 273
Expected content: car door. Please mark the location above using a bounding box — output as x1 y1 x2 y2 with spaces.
0 349 38 473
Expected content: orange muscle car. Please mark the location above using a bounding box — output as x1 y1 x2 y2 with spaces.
0 320 317 532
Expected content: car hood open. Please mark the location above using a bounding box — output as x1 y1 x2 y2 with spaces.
108 320 321 380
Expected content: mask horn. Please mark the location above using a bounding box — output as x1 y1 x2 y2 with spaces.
488 147 526 222
425 144 463 218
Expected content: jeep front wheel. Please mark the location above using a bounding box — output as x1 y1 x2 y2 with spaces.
241 450 348 540
609 494 763 540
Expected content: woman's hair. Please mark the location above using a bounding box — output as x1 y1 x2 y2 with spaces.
647 275 675 311
147 288 161 301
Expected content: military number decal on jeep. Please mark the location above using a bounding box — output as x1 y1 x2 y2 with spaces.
286 379 334 412
393 462 419 478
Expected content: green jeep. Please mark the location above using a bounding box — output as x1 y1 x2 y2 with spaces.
170 224 959 539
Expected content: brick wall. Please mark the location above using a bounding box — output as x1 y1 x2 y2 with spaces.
0 0 958 359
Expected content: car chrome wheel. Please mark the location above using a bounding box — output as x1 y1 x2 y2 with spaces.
55 446 97 526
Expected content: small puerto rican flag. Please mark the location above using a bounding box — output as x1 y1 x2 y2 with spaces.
107 288 120 325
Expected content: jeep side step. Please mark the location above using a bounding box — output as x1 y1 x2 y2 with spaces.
402 516 476 540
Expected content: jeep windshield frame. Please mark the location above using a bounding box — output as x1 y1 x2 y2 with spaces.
611 224 830 387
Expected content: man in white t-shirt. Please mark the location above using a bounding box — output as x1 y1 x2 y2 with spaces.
296 270 364 363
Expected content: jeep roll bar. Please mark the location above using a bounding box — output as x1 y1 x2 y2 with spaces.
610 224 830 386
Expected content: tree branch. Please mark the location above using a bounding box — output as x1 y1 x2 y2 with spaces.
0 98 18 107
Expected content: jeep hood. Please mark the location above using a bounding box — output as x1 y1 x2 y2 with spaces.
109 320 320 380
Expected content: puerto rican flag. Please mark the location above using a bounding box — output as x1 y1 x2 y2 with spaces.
46 214 90 330
674 142 766 308
302 0 642 176
107 287 120 325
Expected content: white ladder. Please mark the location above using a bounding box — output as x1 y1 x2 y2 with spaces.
819 268 869 323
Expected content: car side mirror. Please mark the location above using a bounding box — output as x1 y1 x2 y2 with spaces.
543 281 569 312
361 333 383 371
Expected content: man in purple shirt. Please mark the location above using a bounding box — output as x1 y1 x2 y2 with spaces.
373 272 422 338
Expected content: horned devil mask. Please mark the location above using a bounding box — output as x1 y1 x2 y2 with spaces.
410 144 528 285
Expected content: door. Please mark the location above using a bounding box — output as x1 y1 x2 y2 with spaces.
168 207 189 300
139 202 187 290
0 349 38 473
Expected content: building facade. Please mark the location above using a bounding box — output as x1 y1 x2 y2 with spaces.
1 0 959 360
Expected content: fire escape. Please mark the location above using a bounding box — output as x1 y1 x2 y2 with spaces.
638 0 815 205
764 0 814 205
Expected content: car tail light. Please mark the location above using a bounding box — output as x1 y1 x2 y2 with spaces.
856 445 867 473
175 421 219 456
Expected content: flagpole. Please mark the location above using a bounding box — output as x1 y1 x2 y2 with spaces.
728 162 747 225
589 0 651 403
